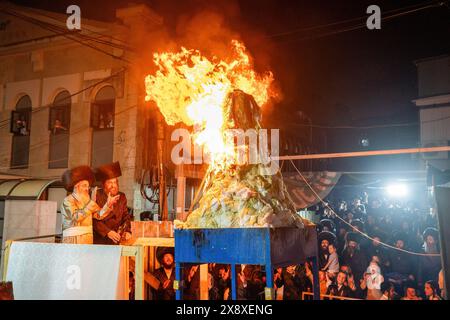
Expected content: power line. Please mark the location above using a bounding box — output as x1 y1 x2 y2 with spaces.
16 4 131 46
0 8 132 62
2 7 133 51
273 1 446 44
266 0 440 39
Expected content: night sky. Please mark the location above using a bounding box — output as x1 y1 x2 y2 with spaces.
7 0 450 164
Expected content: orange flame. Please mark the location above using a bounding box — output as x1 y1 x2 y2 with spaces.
145 40 275 169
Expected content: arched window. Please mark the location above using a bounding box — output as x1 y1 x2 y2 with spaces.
49 91 71 168
90 86 115 167
10 95 32 168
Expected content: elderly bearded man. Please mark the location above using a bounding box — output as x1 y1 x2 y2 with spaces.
61 165 117 244
93 162 132 245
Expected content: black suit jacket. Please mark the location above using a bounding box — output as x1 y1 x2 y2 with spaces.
93 190 131 245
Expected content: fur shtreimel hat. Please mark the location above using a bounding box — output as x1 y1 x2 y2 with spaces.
422 227 439 242
318 231 336 244
62 165 95 192
156 247 174 264
392 231 408 243
95 161 122 183
319 219 336 234
346 232 362 244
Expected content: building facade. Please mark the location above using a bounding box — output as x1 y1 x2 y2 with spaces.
0 2 165 216
414 55 450 170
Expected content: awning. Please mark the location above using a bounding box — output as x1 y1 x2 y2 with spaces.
0 179 60 200
0 180 23 200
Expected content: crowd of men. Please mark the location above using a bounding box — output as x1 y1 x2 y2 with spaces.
153 191 445 300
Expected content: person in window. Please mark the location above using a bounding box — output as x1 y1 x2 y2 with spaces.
99 114 105 129
15 116 28 135
61 165 118 244
52 119 67 134
106 111 114 128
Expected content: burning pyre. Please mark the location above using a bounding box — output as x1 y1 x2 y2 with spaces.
145 40 311 229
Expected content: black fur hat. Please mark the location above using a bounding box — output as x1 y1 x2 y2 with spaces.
319 219 336 234
318 231 337 244
392 231 408 243
346 232 361 244
95 161 122 183
422 227 439 242
62 165 95 192
156 247 174 264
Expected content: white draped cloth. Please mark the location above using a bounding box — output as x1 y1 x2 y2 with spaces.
6 242 127 300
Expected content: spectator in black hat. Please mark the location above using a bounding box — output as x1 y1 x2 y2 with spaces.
341 232 368 283
152 247 175 300
366 233 389 273
319 219 337 234
418 228 442 287
318 231 336 270
385 232 416 295
351 219 369 251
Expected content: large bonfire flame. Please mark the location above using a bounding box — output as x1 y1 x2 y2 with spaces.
145 40 309 229
145 40 275 170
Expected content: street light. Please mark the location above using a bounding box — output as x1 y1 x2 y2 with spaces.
386 183 408 197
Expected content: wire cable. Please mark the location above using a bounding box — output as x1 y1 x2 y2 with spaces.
266 0 442 39
273 1 446 44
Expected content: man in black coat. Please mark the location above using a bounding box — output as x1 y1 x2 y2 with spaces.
340 232 368 283
153 247 175 300
93 162 132 245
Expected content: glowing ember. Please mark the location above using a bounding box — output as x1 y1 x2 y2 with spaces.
145 40 275 169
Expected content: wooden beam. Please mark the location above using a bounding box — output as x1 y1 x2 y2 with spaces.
135 245 145 300
133 237 175 247
121 245 138 257
1 240 12 282
273 146 450 161
199 264 209 300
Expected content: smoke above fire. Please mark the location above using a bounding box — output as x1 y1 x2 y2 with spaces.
139 1 281 169
144 39 275 167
